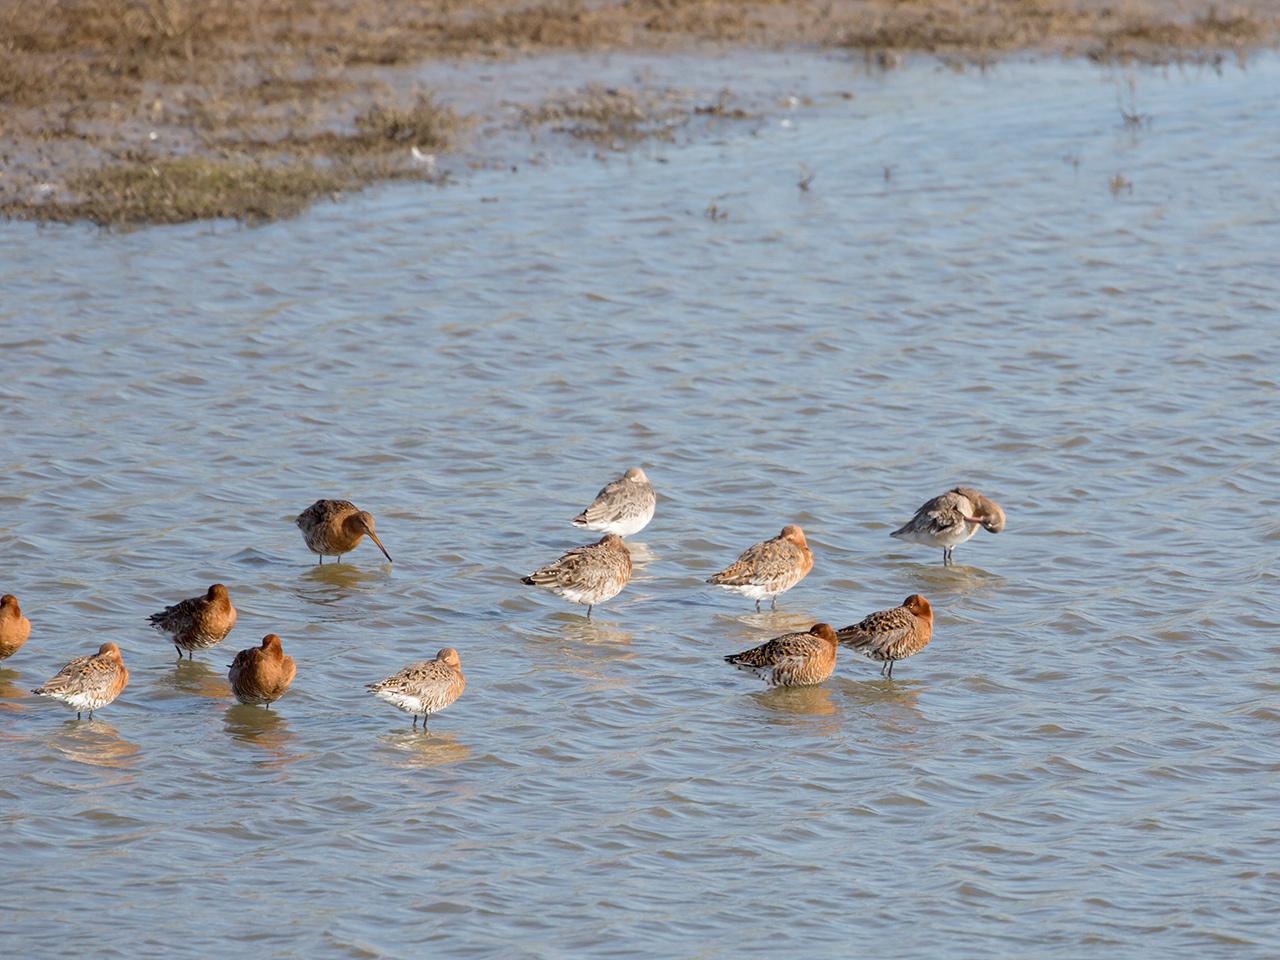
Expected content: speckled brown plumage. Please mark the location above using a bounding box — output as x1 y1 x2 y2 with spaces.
0 594 31 661
32 641 129 719
837 594 934 678
522 533 633 618
147 583 237 659
707 524 814 610
368 647 466 728
227 634 296 707
571 467 656 537
295 499 393 564
724 623 839 688
891 487 1005 565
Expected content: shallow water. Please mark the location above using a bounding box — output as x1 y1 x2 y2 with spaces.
2 53 1279 958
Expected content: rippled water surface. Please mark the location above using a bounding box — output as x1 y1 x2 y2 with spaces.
2 55 1279 958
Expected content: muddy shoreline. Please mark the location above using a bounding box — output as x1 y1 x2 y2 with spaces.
2 0 1275 226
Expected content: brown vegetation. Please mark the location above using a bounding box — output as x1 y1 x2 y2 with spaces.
1 0 1275 225
521 85 749 146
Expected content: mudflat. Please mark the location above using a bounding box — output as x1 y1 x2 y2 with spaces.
3 0 1275 225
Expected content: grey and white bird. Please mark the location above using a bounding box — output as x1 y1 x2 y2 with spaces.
571 467 656 537
522 533 633 618
890 487 1005 566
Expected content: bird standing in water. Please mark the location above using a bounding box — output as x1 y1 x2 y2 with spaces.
148 584 237 660
368 647 466 729
890 487 1005 566
724 623 839 688
295 499 393 564
522 533 633 618
227 634 296 708
32 642 129 720
707 525 814 611
837 594 934 678
0 594 31 661
571 467 656 537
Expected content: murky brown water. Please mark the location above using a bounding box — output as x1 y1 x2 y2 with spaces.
2 54 1279 958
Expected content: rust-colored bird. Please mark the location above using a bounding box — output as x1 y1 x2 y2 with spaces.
0 594 31 661
707 525 814 611
724 623 839 688
837 594 933 678
522 533 632 618
891 487 1005 566
227 634 296 708
147 583 237 659
32 642 129 720
295 499 393 565
368 647 466 729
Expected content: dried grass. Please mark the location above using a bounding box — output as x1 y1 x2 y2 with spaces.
2 0 1276 224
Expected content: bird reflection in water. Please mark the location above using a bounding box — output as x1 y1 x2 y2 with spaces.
223 703 298 761
379 729 471 769
557 616 637 675
751 684 839 719
551 614 634 649
900 562 1005 594
716 608 821 636
834 676 927 728
164 658 230 701
0 668 26 713
295 562 389 611
624 541 658 567
522 617 635 687
48 719 140 770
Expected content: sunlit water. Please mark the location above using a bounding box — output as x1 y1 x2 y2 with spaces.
2 54 1278 958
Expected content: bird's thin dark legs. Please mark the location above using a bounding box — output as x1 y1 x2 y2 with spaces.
887 661 894 679
587 605 593 619
755 599 761 612
174 645 182 659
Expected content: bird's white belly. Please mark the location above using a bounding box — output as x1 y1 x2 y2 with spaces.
56 690 104 711
717 582 778 601
375 690 427 715
584 504 654 537
558 583 615 605
897 522 978 548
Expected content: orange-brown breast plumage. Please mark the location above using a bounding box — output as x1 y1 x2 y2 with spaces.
837 595 933 676
295 499 393 563
724 623 839 688
227 634 296 707
147 584 237 657
32 642 129 718
0 594 31 661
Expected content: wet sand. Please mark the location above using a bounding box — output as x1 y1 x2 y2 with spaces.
2 0 1276 225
